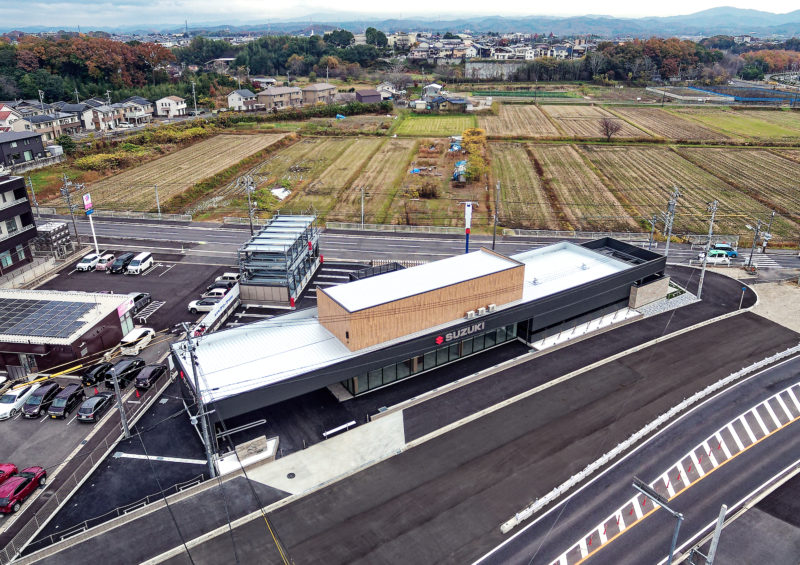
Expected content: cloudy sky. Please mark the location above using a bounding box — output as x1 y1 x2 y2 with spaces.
4 0 800 29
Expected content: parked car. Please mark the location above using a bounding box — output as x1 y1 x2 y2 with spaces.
201 287 229 300
81 362 113 387
105 358 145 389
0 464 18 487
126 252 154 275
711 243 738 257
188 297 221 314
215 272 240 283
76 253 100 272
120 327 155 356
697 249 731 265
0 467 47 513
0 373 21 396
108 252 135 274
47 384 86 419
129 292 152 314
206 280 235 292
22 382 62 418
0 383 41 420
118 122 134 129
76 392 115 423
94 253 116 272
134 364 167 390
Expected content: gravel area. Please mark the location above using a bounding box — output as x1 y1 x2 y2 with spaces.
636 287 699 318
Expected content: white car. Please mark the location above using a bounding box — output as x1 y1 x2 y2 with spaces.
188 297 221 314
76 253 100 271
0 383 41 420
120 327 155 355
118 122 134 129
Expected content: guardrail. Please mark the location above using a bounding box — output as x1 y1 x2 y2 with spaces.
39 209 192 222
223 216 263 227
0 369 174 564
500 342 800 534
326 222 463 235
502 228 650 241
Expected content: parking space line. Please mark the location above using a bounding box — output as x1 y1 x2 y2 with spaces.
158 264 176 277
66 415 78 426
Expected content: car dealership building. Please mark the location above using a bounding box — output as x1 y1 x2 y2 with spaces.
173 238 667 426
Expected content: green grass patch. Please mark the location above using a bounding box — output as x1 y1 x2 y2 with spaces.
395 114 477 136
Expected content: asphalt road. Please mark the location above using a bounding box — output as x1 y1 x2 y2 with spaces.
478 354 800 565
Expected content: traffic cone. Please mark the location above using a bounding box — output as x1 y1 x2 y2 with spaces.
135 389 140 398
94 387 99 395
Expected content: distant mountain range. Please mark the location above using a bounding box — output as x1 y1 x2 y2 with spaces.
6 7 800 38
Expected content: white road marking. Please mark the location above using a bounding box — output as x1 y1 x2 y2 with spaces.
737 417 758 444
632 496 644 519
727 423 748 450
775 394 794 419
663 472 676 497
66 415 78 426
578 537 588 558
787 387 800 412
689 450 705 476
158 264 176 277
750 408 771 435
113 452 206 465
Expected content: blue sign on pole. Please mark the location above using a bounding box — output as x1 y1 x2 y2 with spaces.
85 209 94 216
741 286 746 292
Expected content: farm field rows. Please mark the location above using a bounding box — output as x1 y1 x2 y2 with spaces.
489 142 558 229
675 148 800 228
286 138 384 215
60 134 286 210
540 105 649 138
579 145 796 235
395 114 477 136
330 139 417 223
611 107 728 141
478 105 560 137
669 107 800 140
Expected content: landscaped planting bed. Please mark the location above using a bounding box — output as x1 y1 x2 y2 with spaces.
478 105 559 137
61 134 286 210
489 142 559 229
541 105 649 138
611 107 728 141
395 114 477 136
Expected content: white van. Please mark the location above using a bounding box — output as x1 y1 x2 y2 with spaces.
215 272 240 283
126 252 154 275
202 288 229 299
120 327 155 355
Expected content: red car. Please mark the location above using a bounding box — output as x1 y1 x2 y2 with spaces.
0 463 17 486
0 466 47 513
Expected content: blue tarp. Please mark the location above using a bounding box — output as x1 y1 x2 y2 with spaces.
335 114 346 119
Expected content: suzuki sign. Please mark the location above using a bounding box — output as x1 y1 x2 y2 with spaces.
436 322 485 344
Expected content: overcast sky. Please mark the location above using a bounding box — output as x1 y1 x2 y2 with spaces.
4 1 800 29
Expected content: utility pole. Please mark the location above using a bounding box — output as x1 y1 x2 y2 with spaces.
74 88 80 103
27 176 40 218
633 477 683 565
746 219 764 268
492 181 500 250
38 89 45 112
763 210 775 253
154 184 161 218
109 366 131 439
647 214 658 250
105 90 111 105
60 174 80 242
191 81 198 116
360 186 365 229
660 188 680 258
181 323 216 479
245 176 255 236
697 200 718 300
689 504 728 565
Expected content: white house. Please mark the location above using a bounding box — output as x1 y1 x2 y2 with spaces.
156 96 187 118
227 89 257 111
422 83 443 101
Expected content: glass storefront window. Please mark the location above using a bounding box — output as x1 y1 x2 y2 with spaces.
368 368 382 390
449 343 460 362
436 347 448 366
423 351 436 371
473 333 485 352
383 364 397 385
398 360 411 379
462 337 473 355
486 330 496 348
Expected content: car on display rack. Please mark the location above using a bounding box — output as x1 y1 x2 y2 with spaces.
120 327 155 356
134 364 167 390
187 297 221 314
215 272 240 283
94 253 116 272
206 280 235 292
80 362 113 387
108 252 135 274
105 357 145 389
711 243 738 257
0 466 47 513
76 253 101 272
0 383 41 420
46 384 86 419
129 292 152 315
0 464 18 487
76 392 116 423
201 287 229 300
22 381 62 418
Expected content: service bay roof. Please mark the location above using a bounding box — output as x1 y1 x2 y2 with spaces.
322 249 521 312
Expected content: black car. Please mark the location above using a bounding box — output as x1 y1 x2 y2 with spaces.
205 280 235 292
130 292 152 315
76 392 115 423
47 384 86 418
104 357 145 389
22 382 62 418
108 252 135 274
134 364 167 390
81 362 113 387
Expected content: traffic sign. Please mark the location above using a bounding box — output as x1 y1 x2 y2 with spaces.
82 192 93 211
85 209 94 216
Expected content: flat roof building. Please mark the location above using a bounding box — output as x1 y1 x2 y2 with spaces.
173 238 667 425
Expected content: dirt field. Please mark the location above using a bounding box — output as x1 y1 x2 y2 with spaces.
669 107 800 140
478 105 559 138
58 134 286 210
395 114 477 136
308 115 394 134
611 107 728 140
489 142 559 229
541 105 649 138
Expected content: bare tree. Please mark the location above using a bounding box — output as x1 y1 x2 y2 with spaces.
587 52 607 77
600 117 622 142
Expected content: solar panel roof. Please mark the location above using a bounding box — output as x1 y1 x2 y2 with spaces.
0 298 94 339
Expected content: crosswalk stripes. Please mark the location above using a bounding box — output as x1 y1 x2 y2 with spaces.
551 381 800 565
746 254 782 268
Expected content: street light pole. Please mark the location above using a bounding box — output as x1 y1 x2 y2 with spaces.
154 184 161 218
697 200 718 300
746 220 763 268
633 477 683 565
763 210 775 253
109 367 131 439
191 81 198 116
660 188 680 258
60 174 80 242
181 323 217 479
27 176 40 218
492 181 500 250
245 176 255 236
647 214 658 250
360 186 365 230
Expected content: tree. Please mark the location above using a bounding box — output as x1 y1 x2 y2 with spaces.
587 51 607 77
600 117 622 142
324 30 354 48
287 53 305 76
443 32 458 40
55 134 76 154
365 27 388 48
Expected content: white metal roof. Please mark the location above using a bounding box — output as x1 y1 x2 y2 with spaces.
322 249 521 312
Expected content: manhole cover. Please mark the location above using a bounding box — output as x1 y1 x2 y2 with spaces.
287 473 295 479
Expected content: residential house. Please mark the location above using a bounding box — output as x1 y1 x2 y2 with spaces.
227 89 258 111
430 96 469 113
492 46 515 60
251 77 277 89
355 89 382 104
0 174 37 275
155 96 187 118
1 100 53 118
257 86 303 110
0 105 23 132
422 83 443 101
353 33 367 46
376 82 406 100
302 83 337 105
464 45 478 58
204 58 236 73
19 112 81 142
120 96 154 125
0 132 45 169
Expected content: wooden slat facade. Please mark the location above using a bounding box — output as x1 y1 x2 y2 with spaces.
318 264 525 351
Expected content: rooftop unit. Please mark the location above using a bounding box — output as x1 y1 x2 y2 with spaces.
237 214 320 306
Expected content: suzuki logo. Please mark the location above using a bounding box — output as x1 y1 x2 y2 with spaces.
435 335 444 345
437 322 486 344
